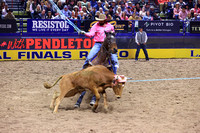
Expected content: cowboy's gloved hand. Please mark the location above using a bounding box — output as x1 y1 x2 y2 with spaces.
78 30 86 35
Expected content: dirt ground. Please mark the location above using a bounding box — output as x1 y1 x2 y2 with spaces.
0 59 200 133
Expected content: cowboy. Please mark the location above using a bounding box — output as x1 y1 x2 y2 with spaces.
135 27 149 61
75 14 119 108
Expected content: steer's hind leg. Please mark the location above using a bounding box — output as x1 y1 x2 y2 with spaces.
50 91 60 110
92 87 101 112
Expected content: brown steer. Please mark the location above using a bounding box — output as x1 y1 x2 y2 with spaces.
44 65 126 113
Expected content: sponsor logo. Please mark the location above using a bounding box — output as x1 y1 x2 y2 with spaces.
191 50 200 57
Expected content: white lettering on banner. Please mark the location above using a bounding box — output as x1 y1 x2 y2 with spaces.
32 20 69 29
150 22 164 26
166 23 173 26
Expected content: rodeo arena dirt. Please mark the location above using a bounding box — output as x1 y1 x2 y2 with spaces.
0 59 200 133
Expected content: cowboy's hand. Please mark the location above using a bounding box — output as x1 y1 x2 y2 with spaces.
78 30 86 35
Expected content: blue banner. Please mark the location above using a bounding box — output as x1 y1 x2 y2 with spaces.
27 19 74 33
139 21 180 33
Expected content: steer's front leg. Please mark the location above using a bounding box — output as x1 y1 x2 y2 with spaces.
102 90 108 112
92 87 100 112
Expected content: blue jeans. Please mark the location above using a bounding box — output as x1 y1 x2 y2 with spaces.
135 44 149 60
83 42 102 67
76 43 119 106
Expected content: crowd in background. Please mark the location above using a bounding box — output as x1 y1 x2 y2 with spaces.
0 0 200 21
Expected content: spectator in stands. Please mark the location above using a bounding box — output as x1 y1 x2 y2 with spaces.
143 10 152 20
193 4 200 13
197 0 200 8
87 12 94 19
190 8 195 17
133 7 139 16
57 0 63 10
139 7 146 17
46 10 54 19
99 7 104 14
90 6 96 19
129 13 142 20
4 9 15 19
110 0 117 12
138 0 146 8
62 5 71 18
34 4 41 19
81 0 89 8
120 2 126 11
87 2 92 12
145 3 150 11
185 4 190 14
149 5 155 16
173 2 181 19
82 6 89 14
125 6 132 17
69 1 77 10
45 3 54 16
116 7 122 16
39 9 46 19
79 11 87 20
127 1 133 8
71 11 80 20
103 1 109 11
73 5 79 14
152 12 161 20
108 6 114 17
104 9 109 17
113 11 121 20
179 0 186 7
179 6 188 20
135 3 141 13
95 0 104 11
1 3 8 19
26 0 33 18
192 12 200 20
121 11 129 20
40 1 46 11
77 1 82 11
95 11 100 19
90 0 97 7
30 0 38 19
135 27 149 61
63 0 70 7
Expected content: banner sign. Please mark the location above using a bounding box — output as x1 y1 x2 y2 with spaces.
1 36 200 60
190 21 200 34
27 19 75 33
0 19 18 33
84 20 129 33
139 21 180 33
0 38 95 50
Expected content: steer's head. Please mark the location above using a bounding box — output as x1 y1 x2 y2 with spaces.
112 75 127 99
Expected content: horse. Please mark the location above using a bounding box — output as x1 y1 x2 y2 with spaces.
83 31 118 72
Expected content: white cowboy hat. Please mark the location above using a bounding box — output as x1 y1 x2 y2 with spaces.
95 14 107 21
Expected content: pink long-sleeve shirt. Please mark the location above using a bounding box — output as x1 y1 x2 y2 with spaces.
85 22 115 42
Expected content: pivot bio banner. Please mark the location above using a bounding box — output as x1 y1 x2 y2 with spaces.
139 21 180 33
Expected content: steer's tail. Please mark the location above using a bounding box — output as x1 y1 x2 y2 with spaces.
44 76 63 89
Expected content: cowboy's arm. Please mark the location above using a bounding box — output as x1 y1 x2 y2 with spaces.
84 24 96 38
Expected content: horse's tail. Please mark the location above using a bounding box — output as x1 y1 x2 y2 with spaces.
44 76 63 89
